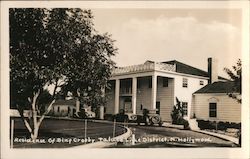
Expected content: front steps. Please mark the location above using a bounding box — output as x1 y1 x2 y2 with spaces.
188 118 200 130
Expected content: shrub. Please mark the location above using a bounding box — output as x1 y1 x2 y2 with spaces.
104 114 113 121
217 121 227 130
197 120 241 130
171 98 189 129
197 120 214 130
177 118 190 130
171 98 183 124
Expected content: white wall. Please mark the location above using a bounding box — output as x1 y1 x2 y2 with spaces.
105 72 209 121
174 75 208 118
193 94 241 123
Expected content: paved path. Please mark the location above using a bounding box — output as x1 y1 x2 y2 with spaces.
112 125 238 148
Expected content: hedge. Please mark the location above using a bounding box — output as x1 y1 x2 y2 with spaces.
197 120 241 130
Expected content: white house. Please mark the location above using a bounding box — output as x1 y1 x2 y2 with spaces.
50 99 76 117
104 58 227 122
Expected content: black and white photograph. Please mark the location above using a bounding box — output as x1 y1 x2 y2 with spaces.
1 1 249 159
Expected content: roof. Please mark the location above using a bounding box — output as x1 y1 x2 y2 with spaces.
194 81 236 94
163 60 208 77
163 60 228 80
53 99 76 106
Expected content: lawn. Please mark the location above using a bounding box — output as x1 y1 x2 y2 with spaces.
11 117 126 148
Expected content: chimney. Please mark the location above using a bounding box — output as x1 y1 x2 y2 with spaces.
208 58 218 84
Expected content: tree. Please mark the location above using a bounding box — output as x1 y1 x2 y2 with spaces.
10 8 117 141
171 97 183 124
46 8 117 115
171 98 189 129
224 59 241 103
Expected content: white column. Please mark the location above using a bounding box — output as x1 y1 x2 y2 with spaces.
99 87 105 119
151 74 157 110
114 79 120 114
132 77 137 114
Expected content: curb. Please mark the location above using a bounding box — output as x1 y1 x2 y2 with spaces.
192 129 239 145
162 122 184 130
72 126 132 148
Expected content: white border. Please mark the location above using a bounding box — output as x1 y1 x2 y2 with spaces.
1 1 249 159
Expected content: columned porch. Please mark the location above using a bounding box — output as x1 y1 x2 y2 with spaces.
109 73 174 121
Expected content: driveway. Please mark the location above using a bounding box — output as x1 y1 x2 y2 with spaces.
112 125 238 148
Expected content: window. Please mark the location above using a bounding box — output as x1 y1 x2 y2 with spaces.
200 80 204 85
182 78 188 88
182 102 188 116
163 77 168 87
57 106 60 112
209 103 217 117
148 78 152 88
137 79 141 89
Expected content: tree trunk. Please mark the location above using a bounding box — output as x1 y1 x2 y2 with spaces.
31 126 39 141
76 97 80 113
18 91 56 142
32 99 56 141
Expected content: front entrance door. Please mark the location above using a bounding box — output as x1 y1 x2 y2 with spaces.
124 98 132 113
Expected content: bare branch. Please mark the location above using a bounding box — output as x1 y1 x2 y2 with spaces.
38 99 55 126
23 118 33 134
16 106 33 134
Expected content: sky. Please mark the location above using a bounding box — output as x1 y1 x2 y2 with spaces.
92 9 242 78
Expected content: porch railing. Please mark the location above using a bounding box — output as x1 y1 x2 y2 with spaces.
112 62 176 75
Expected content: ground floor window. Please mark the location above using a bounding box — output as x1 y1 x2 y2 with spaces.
209 103 217 117
182 102 188 116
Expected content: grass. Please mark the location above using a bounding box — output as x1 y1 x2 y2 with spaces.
11 117 126 148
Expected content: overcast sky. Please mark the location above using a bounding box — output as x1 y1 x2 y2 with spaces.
92 9 241 78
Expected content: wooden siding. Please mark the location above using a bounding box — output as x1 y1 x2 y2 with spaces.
156 77 174 122
193 94 241 123
135 77 174 121
136 77 153 114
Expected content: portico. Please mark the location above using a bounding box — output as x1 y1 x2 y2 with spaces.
112 74 159 115
104 61 177 123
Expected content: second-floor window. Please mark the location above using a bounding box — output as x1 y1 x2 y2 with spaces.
182 78 188 88
137 79 141 89
148 78 152 88
163 77 168 87
200 80 204 86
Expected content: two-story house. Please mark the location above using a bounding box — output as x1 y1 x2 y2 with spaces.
105 58 226 122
